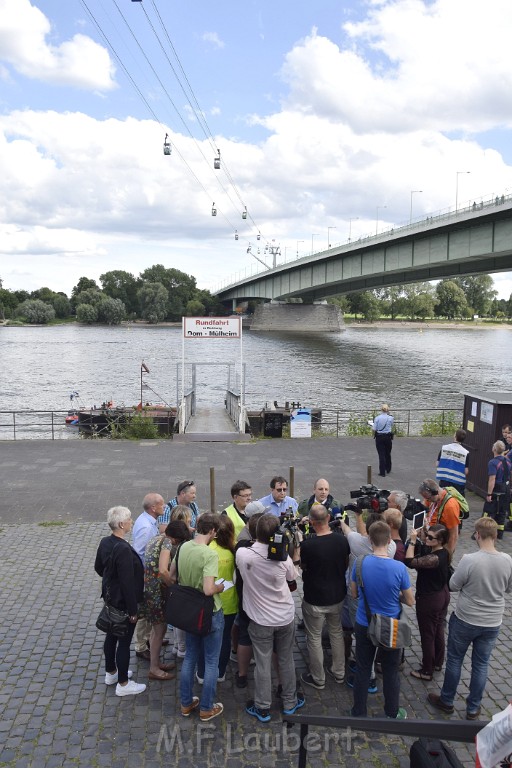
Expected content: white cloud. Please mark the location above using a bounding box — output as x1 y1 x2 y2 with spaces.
202 31 225 49
0 0 116 90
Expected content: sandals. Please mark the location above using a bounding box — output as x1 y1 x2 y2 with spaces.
410 668 433 681
149 670 175 681
159 662 176 672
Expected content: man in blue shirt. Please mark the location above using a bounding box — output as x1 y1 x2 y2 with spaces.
350 520 414 720
372 404 394 477
157 480 200 532
257 475 298 517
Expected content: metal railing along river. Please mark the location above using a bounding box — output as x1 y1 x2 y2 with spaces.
0 406 463 440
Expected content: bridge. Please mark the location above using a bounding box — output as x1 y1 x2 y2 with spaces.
214 194 512 311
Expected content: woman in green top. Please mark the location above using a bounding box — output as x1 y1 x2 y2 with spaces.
197 516 238 682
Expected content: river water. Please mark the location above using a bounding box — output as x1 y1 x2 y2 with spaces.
1 323 510 418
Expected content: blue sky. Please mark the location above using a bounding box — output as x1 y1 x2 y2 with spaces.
1 0 512 299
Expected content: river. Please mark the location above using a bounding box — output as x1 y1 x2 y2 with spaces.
1 324 510 421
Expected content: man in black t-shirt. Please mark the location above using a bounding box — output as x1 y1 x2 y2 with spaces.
296 504 350 689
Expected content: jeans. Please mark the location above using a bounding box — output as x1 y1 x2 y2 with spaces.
180 609 224 712
248 619 297 711
197 612 236 679
302 600 345 683
441 613 500 713
352 622 401 717
104 624 135 684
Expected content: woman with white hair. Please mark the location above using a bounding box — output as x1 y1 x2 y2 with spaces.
94 506 146 697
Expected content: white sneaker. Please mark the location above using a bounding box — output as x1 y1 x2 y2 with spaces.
196 673 204 684
217 674 226 683
105 670 133 686
177 648 186 658
229 650 238 663
115 680 146 697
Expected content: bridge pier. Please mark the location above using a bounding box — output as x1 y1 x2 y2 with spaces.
250 302 344 332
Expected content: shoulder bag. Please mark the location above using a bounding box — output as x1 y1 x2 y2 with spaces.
165 544 214 636
356 555 411 649
95 542 132 636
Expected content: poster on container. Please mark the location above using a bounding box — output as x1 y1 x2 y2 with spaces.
290 408 312 438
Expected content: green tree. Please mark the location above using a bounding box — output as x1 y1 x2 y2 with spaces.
327 295 351 312
140 265 196 320
14 290 30 304
402 282 437 320
185 299 206 316
73 288 104 307
52 293 71 318
137 282 168 323
31 286 57 303
376 286 405 319
359 291 381 322
0 288 19 319
100 270 140 316
76 303 98 324
97 296 125 325
71 277 99 309
435 280 469 319
16 299 56 324
453 275 496 316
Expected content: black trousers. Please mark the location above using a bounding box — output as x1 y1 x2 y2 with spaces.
375 433 392 475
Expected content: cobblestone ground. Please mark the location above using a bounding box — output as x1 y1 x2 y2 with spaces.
0 439 511 767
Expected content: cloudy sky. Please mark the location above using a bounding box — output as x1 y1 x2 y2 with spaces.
1 0 512 298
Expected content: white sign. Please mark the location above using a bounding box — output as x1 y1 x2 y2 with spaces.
480 401 494 425
290 408 312 438
183 317 241 338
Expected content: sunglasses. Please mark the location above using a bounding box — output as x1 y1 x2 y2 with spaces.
179 481 194 492
426 534 438 541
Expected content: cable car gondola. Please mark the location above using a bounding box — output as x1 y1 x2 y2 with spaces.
163 133 171 156
242 206 247 220
214 149 221 170
212 202 217 216
234 230 239 241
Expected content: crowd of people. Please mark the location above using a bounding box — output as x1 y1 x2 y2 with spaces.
94 468 512 724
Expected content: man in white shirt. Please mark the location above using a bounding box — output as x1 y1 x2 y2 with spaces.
236 514 304 723
132 492 165 658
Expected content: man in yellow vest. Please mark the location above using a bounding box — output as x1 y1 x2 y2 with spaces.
222 480 253 538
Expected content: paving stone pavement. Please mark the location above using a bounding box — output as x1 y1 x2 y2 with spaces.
0 437 511 767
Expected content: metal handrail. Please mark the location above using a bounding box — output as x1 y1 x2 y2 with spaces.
283 713 486 768
225 389 241 430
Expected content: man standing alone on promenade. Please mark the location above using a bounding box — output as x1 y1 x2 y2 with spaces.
372 404 394 477
428 517 512 720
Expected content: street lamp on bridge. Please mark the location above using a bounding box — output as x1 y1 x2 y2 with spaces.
327 226 337 248
296 239 304 258
311 233 319 254
376 206 387 235
455 171 471 213
409 190 423 224
348 217 359 242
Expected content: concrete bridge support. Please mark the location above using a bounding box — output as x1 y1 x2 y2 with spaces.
250 302 344 332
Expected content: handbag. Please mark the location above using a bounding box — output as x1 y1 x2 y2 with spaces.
356 555 411 649
165 545 214 636
483 498 498 516
95 602 131 637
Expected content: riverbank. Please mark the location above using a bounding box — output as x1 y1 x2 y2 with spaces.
346 318 512 329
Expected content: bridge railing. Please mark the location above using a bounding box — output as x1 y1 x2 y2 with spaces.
178 390 195 434
225 389 242 431
0 410 74 440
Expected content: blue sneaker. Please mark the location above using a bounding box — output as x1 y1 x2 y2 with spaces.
246 701 271 723
346 675 378 694
282 693 306 716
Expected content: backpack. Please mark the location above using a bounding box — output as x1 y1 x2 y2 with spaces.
438 487 470 524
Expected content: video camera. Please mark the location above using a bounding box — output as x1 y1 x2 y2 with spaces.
268 508 305 561
344 484 390 515
328 507 345 530
403 495 428 521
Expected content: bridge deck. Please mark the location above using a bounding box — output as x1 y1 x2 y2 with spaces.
186 406 238 434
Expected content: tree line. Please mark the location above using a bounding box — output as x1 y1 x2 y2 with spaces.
0 266 225 325
327 276 512 322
